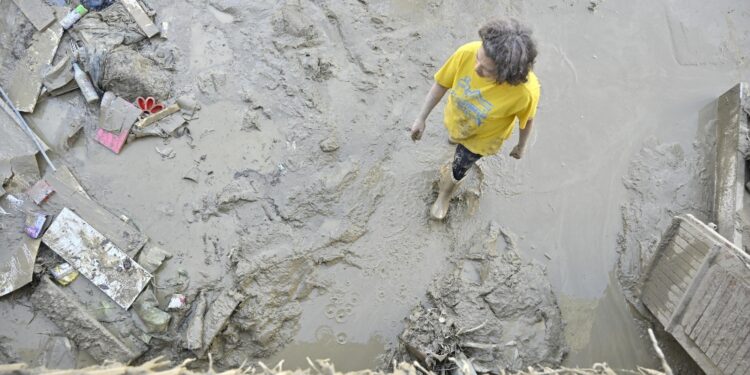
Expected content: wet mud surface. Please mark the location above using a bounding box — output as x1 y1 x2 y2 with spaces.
1 0 750 372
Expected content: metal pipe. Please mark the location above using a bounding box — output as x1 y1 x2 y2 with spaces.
0 86 57 171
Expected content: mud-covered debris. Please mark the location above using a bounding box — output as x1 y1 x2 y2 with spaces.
100 46 174 101
183 166 200 183
136 244 172 273
133 287 171 333
50 263 79 286
0 194 41 297
176 95 200 117
155 146 176 159
386 252 566 373
43 55 75 94
319 137 340 152
11 0 55 31
41 173 148 256
24 212 48 239
42 208 152 309
137 104 180 129
95 120 134 154
183 291 207 351
26 179 54 205
200 288 244 353
120 0 159 38
99 92 142 132
31 276 146 363
167 294 187 311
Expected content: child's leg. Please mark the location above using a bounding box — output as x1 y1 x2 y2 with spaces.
452 144 482 180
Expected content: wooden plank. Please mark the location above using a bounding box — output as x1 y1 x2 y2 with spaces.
7 19 63 112
657 256 690 292
120 0 159 38
660 241 698 281
680 267 722 332
11 0 55 31
31 277 147 363
703 288 745 358
673 232 710 265
669 238 705 270
643 288 672 326
652 268 685 302
715 296 750 369
644 271 678 314
725 334 750 375
42 208 152 309
666 240 702 273
694 276 737 346
687 271 730 336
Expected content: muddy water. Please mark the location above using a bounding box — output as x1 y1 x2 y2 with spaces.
1 0 749 371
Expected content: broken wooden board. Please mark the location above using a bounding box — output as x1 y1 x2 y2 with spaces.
31 276 147 363
7 19 63 113
201 288 244 353
120 0 159 38
0 195 41 296
99 92 142 132
42 208 152 309
11 0 55 31
136 103 180 128
41 172 148 257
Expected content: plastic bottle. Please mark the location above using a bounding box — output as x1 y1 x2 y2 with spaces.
72 63 99 103
60 5 88 30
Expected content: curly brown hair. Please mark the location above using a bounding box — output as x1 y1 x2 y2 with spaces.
478 19 537 85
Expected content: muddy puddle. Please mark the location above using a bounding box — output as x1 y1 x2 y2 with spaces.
1 0 750 372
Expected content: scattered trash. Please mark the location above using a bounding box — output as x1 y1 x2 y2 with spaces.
120 0 160 38
24 213 48 238
183 166 200 183
167 294 187 311
99 92 142 133
95 121 135 154
26 179 54 205
155 146 176 159
136 96 165 114
133 288 171 333
31 277 147 363
73 62 100 103
43 172 148 256
50 263 79 286
60 5 89 30
11 0 55 31
42 208 152 309
160 21 169 39
136 103 180 128
136 244 172 273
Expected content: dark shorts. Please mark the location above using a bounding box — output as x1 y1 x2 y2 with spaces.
452 144 481 180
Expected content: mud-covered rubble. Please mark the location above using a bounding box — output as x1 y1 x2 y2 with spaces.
384 251 566 374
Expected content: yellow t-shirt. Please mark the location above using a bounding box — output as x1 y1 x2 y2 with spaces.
434 41 540 156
